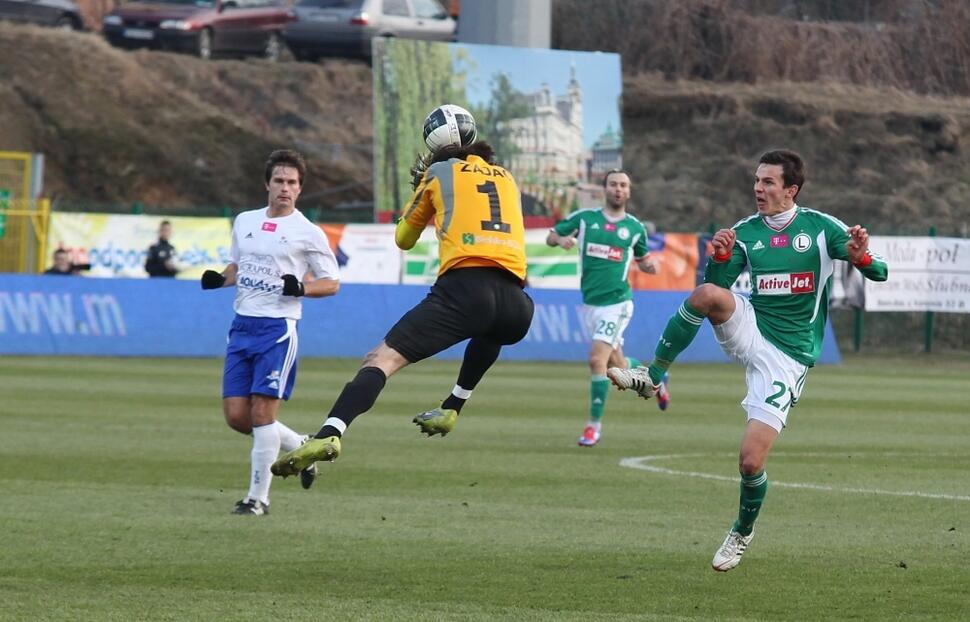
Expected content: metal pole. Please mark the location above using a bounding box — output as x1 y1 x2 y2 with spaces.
924 226 936 353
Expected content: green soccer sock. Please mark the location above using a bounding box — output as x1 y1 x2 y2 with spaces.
647 301 704 385
732 471 768 536
625 356 641 369
590 376 609 422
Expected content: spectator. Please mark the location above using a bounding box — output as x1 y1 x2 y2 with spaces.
145 220 178 277
44 249 84 275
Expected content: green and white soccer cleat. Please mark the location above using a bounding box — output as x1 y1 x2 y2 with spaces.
271 436 341 478
413 407 458 437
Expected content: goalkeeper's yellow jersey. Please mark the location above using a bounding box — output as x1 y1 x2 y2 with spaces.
397 154 527 281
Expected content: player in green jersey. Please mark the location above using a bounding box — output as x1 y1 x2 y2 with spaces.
607 150 888 570
547 169 668 447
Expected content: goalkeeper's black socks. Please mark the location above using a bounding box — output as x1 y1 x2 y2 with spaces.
439 339 503 414
315 366 387 439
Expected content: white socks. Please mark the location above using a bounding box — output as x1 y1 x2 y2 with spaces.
247 423 281 505
276 420 304 451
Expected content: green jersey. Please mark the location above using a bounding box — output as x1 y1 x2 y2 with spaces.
705 206 888 367
554 208 649 306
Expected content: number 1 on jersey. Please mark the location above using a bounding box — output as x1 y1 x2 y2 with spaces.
477 181 510 233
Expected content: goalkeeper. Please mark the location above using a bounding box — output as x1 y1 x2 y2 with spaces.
272 105 534 477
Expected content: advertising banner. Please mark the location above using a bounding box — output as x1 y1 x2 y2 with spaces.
373 39 623 221
47 213 231 279
321 223 401 283
402 228 700 291
0 275 840 363
865 236 970 313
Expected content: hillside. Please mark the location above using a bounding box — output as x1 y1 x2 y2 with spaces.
2 22 970 235
0 24 372 214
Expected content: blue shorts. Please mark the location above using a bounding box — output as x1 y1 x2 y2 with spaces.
223 315 299 400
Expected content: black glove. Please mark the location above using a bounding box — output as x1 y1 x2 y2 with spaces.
201 270 226 290
281 274 304 297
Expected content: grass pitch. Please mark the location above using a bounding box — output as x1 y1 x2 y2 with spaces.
1 355 968 621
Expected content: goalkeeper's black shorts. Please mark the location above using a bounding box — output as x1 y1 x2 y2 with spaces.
384 266 534 363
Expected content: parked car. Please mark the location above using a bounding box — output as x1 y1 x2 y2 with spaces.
102 0 294 60
0 0 82 29
284 0 454 62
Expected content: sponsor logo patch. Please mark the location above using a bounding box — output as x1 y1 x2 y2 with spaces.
770 234 789 248
604 223 616 232
262 222 277 232
756 272 815 295
586 242 624 262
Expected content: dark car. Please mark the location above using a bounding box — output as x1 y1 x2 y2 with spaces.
284 0 454 62
102 0 294 60
0 0 82 29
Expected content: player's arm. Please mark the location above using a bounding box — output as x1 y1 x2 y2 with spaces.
703 228 746 287
633 227 656 273
202 263 236 289
283 233 341 298
841 225 888 282
395 172 439 250
546 229 577 250
547 215 580 249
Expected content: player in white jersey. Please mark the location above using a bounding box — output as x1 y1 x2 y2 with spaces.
200 149 340 516
608 150 887 570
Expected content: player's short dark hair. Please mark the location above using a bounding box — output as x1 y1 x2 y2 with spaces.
265 149 307 185
160 220 171 227
53 248 68 257
759 149 805 198
603 168 632 188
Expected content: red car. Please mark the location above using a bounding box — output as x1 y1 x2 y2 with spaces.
102 0 294 60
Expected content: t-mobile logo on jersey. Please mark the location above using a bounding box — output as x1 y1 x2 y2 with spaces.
756 272 815 295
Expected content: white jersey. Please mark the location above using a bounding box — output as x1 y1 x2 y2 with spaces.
230 207 339 320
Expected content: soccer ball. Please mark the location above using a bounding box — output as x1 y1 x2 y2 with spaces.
422 104 477 153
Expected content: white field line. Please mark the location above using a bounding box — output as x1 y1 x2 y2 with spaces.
619 453 970 502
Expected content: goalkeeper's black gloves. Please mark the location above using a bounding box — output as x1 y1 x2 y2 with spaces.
201 270 226 290
281 274 304 297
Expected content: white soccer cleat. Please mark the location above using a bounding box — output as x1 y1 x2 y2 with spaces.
712 529 754 572
606 366 659 400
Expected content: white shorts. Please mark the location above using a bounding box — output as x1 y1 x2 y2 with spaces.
713 294 809 432
583 300 634 348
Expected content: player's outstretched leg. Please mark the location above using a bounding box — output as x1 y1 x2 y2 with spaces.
414 338 501 438
413 408 458 436
271 436 340 477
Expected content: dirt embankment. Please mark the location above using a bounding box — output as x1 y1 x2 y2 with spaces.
1 24 372 213
3 22 969 235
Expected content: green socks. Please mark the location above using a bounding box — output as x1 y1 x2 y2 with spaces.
648 302 704 385
590 375 609 421
732 471 768 536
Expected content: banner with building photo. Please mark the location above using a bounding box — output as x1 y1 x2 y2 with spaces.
47 213 231 279
372 39 623 225
865 236 970 313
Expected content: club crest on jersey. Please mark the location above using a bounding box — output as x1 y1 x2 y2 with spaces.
756 272 815 295
617 227 630 240
586 242 624 262
792 233 812 252
262 222 277 232
770 234 789 248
